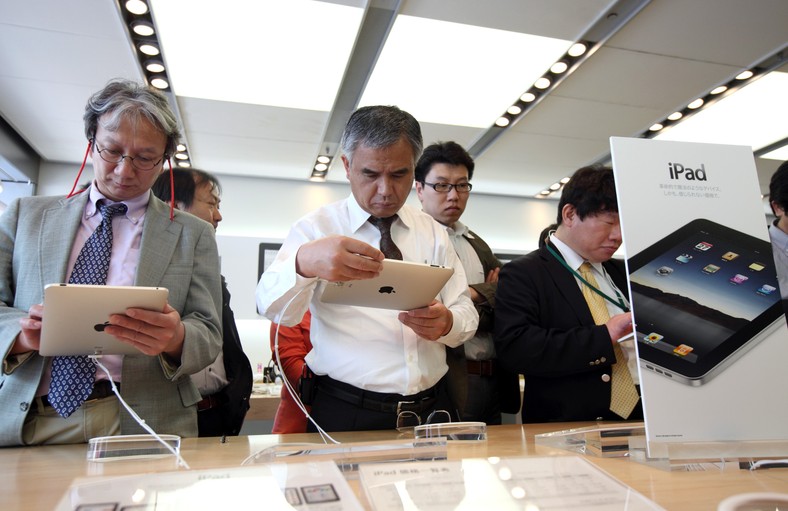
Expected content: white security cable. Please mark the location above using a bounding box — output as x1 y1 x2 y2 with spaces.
91 356 191 469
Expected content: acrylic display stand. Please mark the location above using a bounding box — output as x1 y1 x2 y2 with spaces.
535 423 788 472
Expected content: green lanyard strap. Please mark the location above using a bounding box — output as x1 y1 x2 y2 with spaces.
545 243 630 313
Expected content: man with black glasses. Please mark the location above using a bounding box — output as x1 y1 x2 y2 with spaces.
415 141 520 424
0 79 222 446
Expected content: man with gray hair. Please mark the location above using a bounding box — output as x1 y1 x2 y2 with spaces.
257 105 478 432
0 78 222 446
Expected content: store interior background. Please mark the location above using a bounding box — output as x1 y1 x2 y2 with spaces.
1 1 786 432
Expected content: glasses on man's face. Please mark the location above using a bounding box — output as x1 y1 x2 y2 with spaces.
422 181 473 194
396 409 452 432
93 140 165 171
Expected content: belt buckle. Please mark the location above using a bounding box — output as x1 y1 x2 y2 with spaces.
396 400 416 415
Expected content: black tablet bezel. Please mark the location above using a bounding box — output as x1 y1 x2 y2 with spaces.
627 218 783 382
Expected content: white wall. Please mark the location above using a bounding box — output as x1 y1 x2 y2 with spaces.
37 162 557 370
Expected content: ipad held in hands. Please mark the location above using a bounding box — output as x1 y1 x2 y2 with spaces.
627 219 784 386
320 259 454 311
39 284 169 356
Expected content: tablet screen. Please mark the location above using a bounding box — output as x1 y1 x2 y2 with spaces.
627 219 783 382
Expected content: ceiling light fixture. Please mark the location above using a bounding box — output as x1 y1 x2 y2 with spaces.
468 0 652 159
125 0 148 15
115 0 193 168
131 20 155 37
640 47 786 144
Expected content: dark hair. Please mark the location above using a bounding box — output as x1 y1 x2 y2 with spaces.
556 165 618 225
415 141 475 182
83 78 181 158
768 160 788 215
340 105 423 166
538 223 558 249
151 168 221 209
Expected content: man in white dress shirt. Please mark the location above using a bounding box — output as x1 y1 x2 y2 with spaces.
768 160 788 302
256 106 478 432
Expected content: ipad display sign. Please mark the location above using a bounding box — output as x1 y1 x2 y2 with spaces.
627 218 783 386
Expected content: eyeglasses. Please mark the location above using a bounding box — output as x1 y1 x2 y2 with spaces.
93 140 165 171
396 409 452 432
422 181 473 193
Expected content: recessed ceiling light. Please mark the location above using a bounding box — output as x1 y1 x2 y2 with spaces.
132 21 155 37
549 182 561 191
507 105 522 115
667 112 683 121
495 117 510 127
710 85 728 95
534 77 551 89
178 161 191 168
174 152 189 160
567 42 587 57
736 70 754 80
540 189 551 195
550 61 568 74
150 76 169 89
125 0 148 15
520 92 536 102
138 43 160 56
176 144 186 152
309 175 326 182
314 163 328 172
145 60 165 73
687 98 704 109
316 155 331 164
560 176 570 184
655 71 788 151
649 123 664 131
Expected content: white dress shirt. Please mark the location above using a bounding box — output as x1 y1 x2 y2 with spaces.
769 222 788 300
446 221 495 361
256 194 478 395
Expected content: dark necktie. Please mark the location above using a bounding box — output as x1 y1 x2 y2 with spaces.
48 202 127 418
368 215 403 260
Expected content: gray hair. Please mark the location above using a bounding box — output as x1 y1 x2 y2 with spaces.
83 78 181 158
340 105 423 165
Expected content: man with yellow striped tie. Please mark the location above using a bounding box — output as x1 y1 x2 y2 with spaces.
494 165 643 423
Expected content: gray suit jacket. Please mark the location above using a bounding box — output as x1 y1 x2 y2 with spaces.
0 191 223 446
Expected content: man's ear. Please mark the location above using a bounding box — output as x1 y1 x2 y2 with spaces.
561 204 577 227
415 181 425 202
771 200 784 217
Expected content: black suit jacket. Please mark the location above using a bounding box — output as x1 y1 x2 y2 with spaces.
494 244 640 423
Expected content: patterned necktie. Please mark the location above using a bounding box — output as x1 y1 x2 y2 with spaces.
578 262 639 419
48 202 127 418
368 215 403 260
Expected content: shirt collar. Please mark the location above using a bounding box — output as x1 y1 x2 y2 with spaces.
549 233 602 273
87 183 149 225
347 193 413 233
770 223 788 251
446 220 470 238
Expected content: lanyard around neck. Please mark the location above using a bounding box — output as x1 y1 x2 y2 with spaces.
545 243 629 313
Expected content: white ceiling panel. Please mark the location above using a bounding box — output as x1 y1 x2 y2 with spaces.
0 0 785 201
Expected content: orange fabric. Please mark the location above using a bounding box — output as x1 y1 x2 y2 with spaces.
269 311 312 433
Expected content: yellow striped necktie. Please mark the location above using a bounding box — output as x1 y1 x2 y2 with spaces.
578 262 639 419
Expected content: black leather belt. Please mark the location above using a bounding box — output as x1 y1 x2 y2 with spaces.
467 359 495 377
197 392 227 412
38 380 118 409
316 375 437 415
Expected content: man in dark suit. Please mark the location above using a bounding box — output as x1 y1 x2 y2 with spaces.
494 165 642 423
152 168 253 437
415 141 520 424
